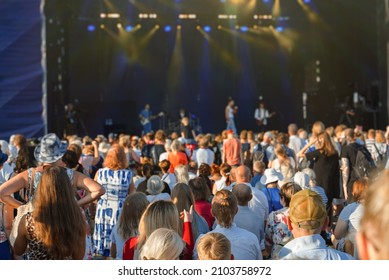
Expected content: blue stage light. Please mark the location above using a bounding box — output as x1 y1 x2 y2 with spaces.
164 25 172 32
87 25 96 32
263 0 270 3
203 25 211 33
125 25 133 32
304 0 311 3
276 26 284 32
240 26 249 32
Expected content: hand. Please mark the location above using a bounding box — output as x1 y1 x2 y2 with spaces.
180 205 193 223
92 140 98 147
308 137 317 146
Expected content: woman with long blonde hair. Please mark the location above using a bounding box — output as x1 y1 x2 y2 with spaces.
122 200 194 260
13 166 86 259
93 144 135 259
110 192 149 260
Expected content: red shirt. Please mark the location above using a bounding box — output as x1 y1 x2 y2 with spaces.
194 200 214 230
122 221 194 260
167 151 188 173
223 138 241 166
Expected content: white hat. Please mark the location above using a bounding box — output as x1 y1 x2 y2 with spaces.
260 168 283 185
293 171 310 189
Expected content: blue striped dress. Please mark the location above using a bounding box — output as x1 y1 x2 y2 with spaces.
93 168 132 257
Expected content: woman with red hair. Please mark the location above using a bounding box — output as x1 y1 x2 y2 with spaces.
93 144 135 259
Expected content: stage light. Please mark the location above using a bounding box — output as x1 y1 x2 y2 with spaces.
100 13 107 18
107 13 120 19
117 23 122 29
276 26 284 32
125 25 133 32
263 0 270 3
218 25 222 30
87 25 96 32
203 26 211 33
304 0 311 3
155 24 160 29
240 26 249 32
164 25 172 32
177 25 182 30
100 24 105 29
179 14 197 19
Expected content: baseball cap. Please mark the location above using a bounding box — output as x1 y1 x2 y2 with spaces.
289 189 327 230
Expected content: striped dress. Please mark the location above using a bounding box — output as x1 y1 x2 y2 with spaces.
93 168 132 257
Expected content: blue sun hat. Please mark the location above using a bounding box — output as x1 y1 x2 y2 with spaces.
34 133 68 164
0 150 8 165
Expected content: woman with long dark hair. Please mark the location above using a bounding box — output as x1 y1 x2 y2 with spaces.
297 131 340 209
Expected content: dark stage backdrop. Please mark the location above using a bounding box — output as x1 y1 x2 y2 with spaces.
0 0 45 140
62 1 386 136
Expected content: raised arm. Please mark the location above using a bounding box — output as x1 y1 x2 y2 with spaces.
73 171 105 207
0 170 28 208
296 137 317 159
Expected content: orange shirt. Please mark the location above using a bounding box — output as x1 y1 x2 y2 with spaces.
167 152 188 173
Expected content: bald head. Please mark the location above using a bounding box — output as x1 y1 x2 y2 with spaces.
235 165 251 183
232 183 252 206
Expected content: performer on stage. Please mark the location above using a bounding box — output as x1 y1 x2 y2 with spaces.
139 104 164 136
254 101 275 132
225 98 238 135
139 104 153 135
64 102 78 137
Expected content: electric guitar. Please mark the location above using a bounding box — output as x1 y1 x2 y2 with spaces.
139 112 164 126
256 112 276 126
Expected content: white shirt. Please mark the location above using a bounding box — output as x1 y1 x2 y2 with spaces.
245 182 269 224
279 234 354 260
191 148 215 167
214 176 232 192
338 202 364 245
254 108 269 125
0 161 14 184
234 205 264 245
146 192 171 203
288 135 304 154
194 223 262 260
161 173 177 191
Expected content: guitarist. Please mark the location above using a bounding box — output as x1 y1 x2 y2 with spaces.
139 104 164 135
254 101 275 132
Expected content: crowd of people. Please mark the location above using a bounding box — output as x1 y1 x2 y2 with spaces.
1 120 389 260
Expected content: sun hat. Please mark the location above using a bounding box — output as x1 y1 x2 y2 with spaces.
293 171 310 189
0 140 9 155
288 189 327 230
0 150 8 165
34 133 68 164
260 168 284 185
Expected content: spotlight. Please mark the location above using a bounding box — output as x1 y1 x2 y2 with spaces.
155 24 160 29
263 0 270 3
275 26 284 32
203 26 211 33
177 25 182 30
304 0 311 3
240 26 249 32
117 23 122 29
125 25 133 32
100 24 105 29
164 25 172 32
87 24 96 32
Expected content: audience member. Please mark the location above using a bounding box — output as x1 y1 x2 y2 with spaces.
196 232 232 260
110 192 149 260
279 189 353 259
